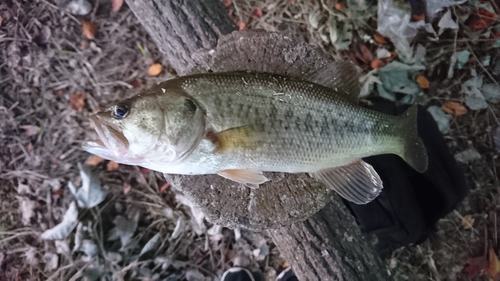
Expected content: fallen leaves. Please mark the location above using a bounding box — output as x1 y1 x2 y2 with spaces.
441 102 467 117
70 92 86 112
373 33 387 44
41 201 78 240
86 155 104 166
20 125 40 136
469 9 499 30
488 247 500 280
237 21 246 30
147 63 163 76
370 58 385 69
106 160 119 171
111 0 124 12
82 20 97 39
252 7 263 18
416 75 429 89
466 247 500 279
460 214 475 229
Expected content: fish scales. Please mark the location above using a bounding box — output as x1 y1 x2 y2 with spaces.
161 72 404 174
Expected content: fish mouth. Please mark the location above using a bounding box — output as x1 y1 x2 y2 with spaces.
82 114 129 157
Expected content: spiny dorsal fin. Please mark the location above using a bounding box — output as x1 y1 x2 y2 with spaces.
304 61 361 103
312 160 383 204
218 169 268 188
189 30 361 100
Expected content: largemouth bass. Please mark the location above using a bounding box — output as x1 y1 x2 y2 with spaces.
82 69 428 204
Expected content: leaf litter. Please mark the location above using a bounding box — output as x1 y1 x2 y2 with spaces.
1 0 500 280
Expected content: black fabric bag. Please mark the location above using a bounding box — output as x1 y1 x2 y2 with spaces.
344 98 469 257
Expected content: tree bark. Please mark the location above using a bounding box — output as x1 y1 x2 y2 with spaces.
126 1 391 280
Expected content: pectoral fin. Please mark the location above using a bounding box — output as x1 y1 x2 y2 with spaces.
312 160 383 204
218 169 268 188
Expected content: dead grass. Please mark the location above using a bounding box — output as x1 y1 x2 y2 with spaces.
1 0 500 280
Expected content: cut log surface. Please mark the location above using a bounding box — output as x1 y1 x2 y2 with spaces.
126 0 391 279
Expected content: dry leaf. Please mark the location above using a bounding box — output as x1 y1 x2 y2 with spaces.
82 20 97 39
107 161 119 171
158 182 170 194
334 3 343 10
20 125 40 136
123 182 131 195
111 0 123 12
148 63 162 76
441 102 468 117
461 214 475 229
86 155 104 166
412 14 425 21
26 142 33 152
0 16 3 27
416 75 429 89
223 0 232 8
357 44 372 63
252 7 263 18
385 52 397 62
470 9 498 30
70 92 86 112
237 21 246 30
130 79 143 88
370 59 385 69
373 33 387 44
466 255 488 278
487 247 500 279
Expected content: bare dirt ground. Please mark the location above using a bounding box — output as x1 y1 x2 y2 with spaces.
1 0 499 280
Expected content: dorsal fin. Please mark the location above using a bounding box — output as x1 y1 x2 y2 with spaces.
188 30 361 101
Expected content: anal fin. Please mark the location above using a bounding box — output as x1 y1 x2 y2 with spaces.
218 169 268 189
312 160 383 205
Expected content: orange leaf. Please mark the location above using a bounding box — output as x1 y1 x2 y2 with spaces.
158 182 170 194
335 2 343 10
223 0 232 8
441 102 468 117
373 32 387 44
111 0 124 12
107 160 119 171
86 155 104 166
370 58 385 69
148 63 163 76
70 92 86 112
237 21 246 30
487 247 500 279
470 9 498 30
82 20 97 39
20 125 40 136
416 75 429 89
412 14 425 21
252 7 263 18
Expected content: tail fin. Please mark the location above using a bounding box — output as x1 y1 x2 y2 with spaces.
397 105 428 173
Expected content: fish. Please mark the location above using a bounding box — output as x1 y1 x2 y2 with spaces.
82 63 428 205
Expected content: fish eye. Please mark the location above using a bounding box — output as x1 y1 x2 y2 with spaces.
112 104 130 119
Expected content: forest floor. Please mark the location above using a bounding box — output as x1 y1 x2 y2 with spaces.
1 0 499 280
